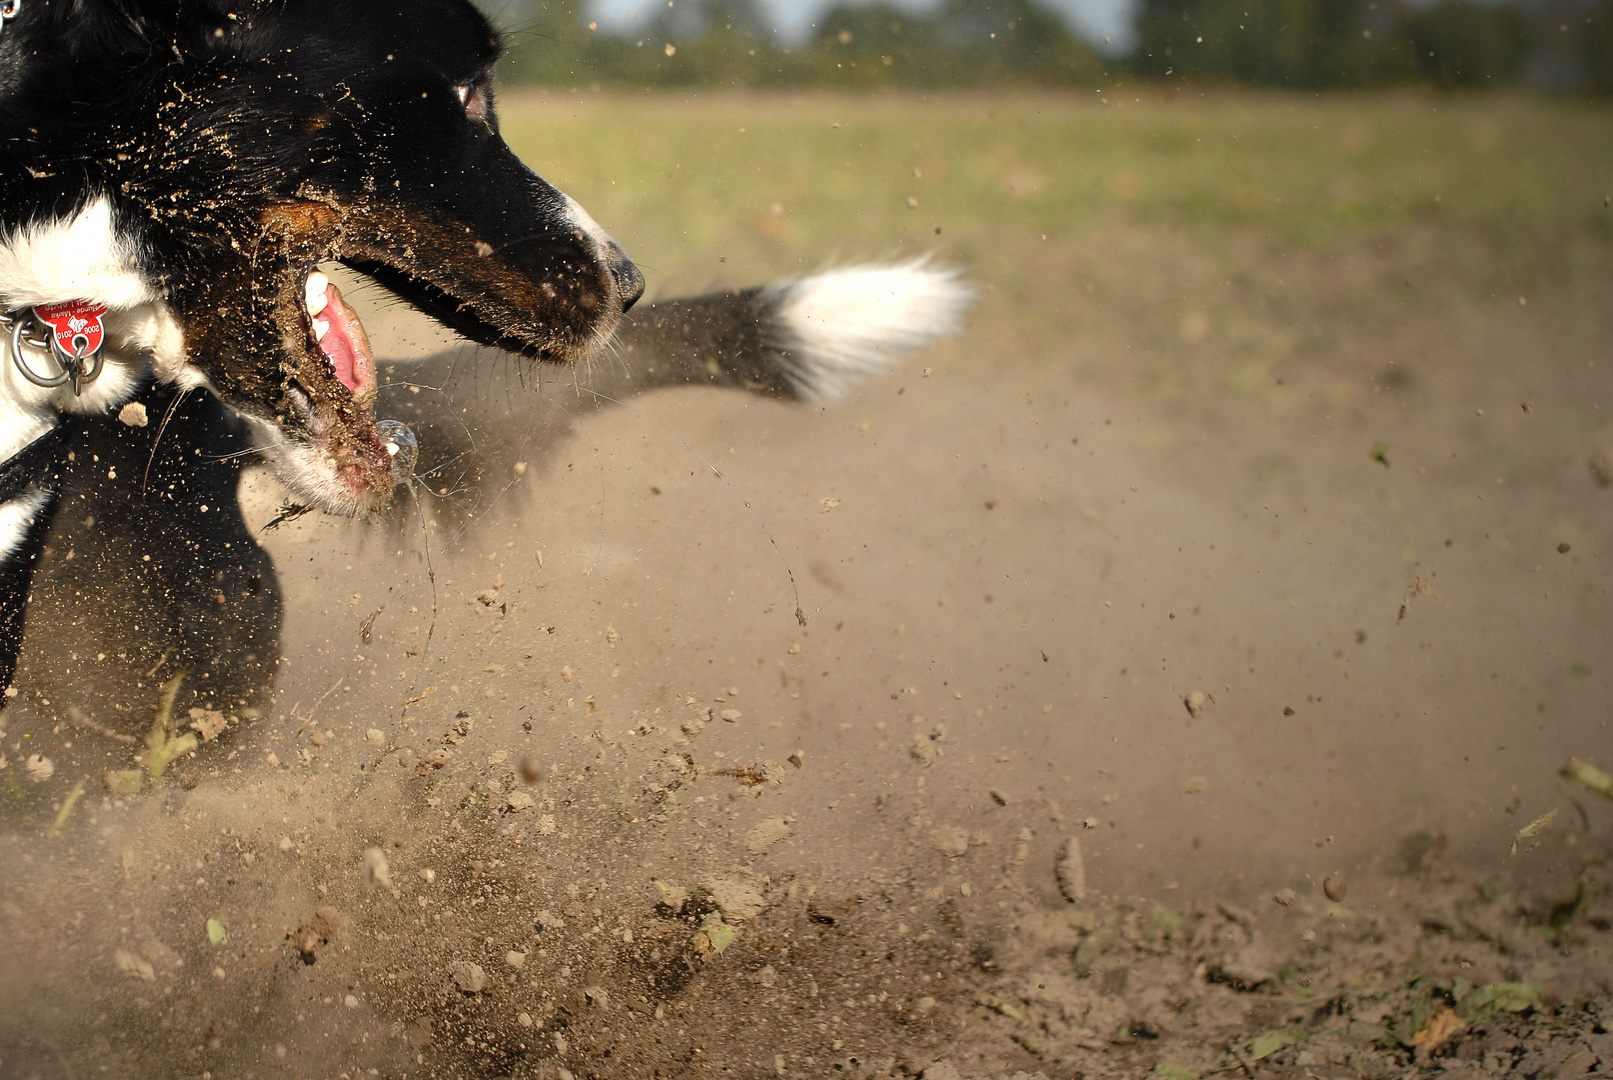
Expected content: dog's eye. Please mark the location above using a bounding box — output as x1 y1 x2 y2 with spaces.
455 82 488 121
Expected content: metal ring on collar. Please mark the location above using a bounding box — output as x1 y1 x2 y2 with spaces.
11 316 73 389
60 335 105 392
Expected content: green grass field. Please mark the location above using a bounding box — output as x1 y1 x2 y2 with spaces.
499 90 1613 274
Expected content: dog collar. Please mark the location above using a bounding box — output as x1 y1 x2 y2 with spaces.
4 301 108 396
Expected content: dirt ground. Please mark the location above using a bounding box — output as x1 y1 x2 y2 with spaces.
2 93 1612 1079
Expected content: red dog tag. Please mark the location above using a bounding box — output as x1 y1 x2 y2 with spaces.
33 300 107 357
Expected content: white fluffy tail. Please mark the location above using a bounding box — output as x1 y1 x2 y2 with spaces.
766 260 974 401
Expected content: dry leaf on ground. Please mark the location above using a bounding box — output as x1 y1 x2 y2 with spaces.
1411 1008 1467 1052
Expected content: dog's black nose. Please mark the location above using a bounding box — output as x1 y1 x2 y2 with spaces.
614 256 645 312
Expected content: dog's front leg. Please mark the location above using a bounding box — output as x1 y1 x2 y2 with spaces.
0 427 70 703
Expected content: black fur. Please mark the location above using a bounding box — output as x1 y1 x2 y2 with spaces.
0 0 645 701
12 385 281 718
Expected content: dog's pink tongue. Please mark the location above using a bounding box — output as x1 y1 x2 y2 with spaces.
316 283 376 398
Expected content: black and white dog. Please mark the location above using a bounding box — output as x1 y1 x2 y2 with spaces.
0 0 968 712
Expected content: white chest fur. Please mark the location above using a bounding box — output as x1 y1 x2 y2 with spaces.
0 196 197 464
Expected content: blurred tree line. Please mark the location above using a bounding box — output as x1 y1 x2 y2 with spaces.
1133 0 1610 88
487 0 1612 90
493 0 1107 87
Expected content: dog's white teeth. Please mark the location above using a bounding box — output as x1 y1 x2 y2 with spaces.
305 272 329 317
312 318 330 343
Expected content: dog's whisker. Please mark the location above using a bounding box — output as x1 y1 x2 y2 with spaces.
141 386 194 496
200 447 271 464
402 475 441 656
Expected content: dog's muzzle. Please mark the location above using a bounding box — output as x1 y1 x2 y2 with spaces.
604 241 644 313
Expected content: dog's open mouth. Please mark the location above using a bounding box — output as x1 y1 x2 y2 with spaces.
273 269 417 511
304 271 377 402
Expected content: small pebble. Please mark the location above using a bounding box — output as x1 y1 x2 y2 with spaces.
933 825 970 858
363 847 391 888
519 755 543 783
706 877 768 921
744 818 793 855
419 868 436 883
1274 888 1297 906
24 754 53 782
365 728 386 747
114 948 155 981
449 960 486 993
344 994 359 1009
989 789 1009 806
278 836 293 852
506 950 526 969
518 1012 533 1028
720 709 742 722
1056 835 1087 902
1590 449 1613 487
1323 874 1348 902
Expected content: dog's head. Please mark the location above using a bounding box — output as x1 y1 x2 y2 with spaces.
0 0 642 512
